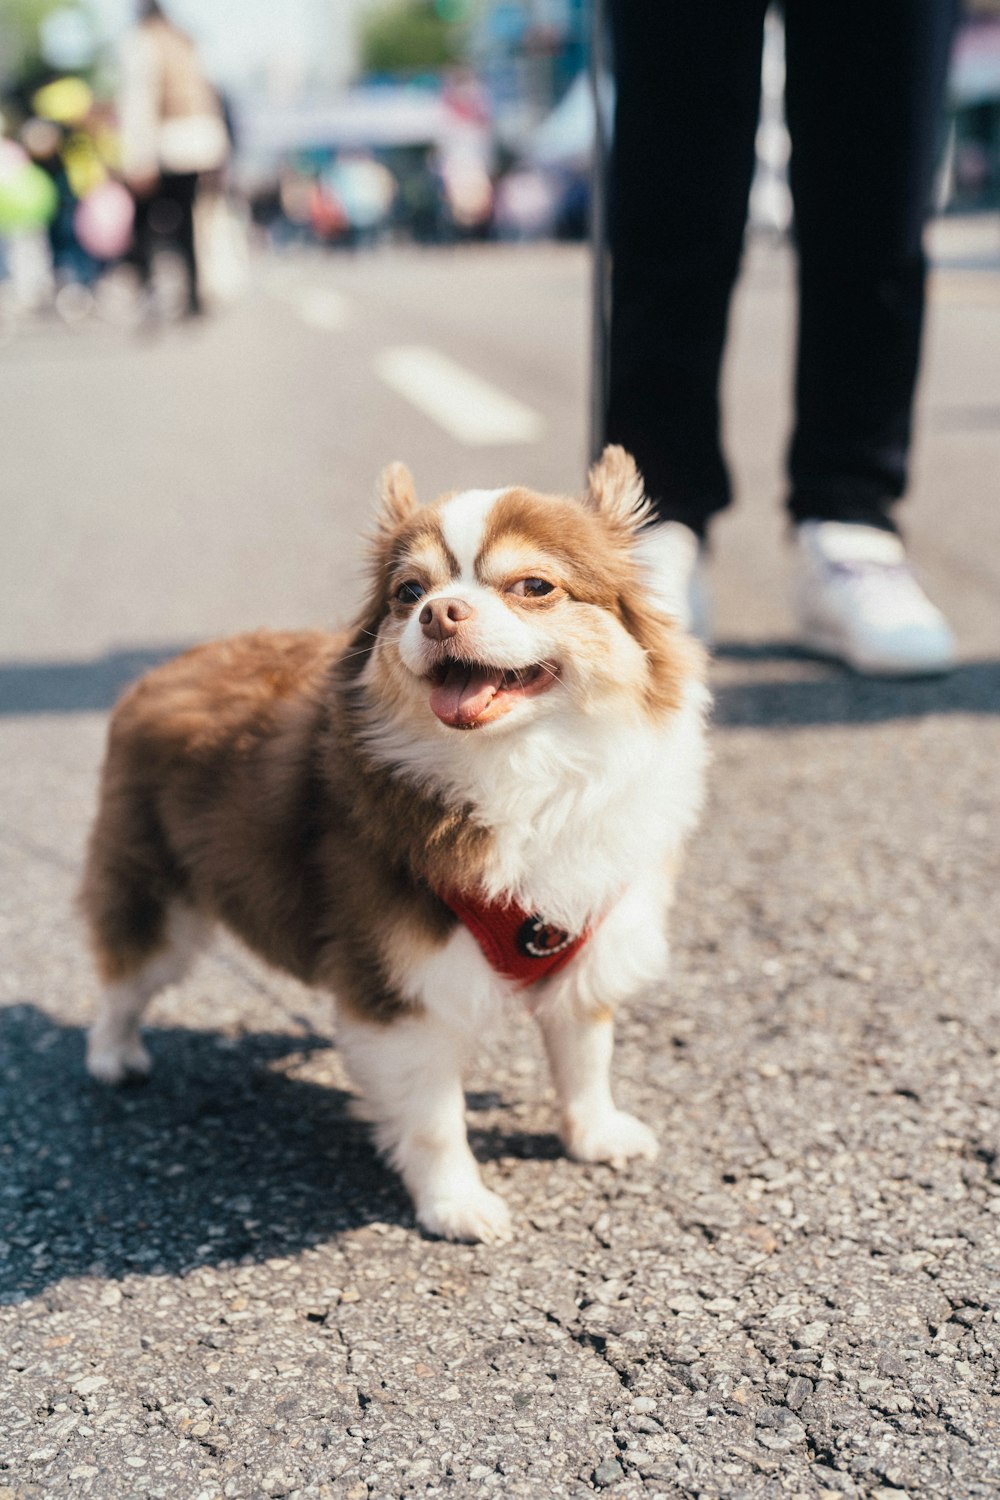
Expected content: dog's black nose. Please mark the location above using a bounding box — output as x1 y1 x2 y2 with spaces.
419 596 473 641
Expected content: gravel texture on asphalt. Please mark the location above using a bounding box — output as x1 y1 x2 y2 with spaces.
2 239 998 1499
2 661 998 1500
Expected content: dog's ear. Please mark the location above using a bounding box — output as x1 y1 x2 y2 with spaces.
585 445 651 535
375 462 419 535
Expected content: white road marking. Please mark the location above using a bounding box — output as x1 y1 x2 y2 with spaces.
286 287 354 330
374 345 545 446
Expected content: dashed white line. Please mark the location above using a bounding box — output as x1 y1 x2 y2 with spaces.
374 345 545 446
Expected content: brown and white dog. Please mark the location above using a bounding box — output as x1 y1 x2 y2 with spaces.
80 447 708 1243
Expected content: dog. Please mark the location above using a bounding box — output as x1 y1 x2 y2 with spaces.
80 446 708 1243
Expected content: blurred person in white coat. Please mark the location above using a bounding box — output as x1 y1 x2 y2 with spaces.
118 0 228 316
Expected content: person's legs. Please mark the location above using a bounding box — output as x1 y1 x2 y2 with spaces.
783 0 959 675
605 0 769 536
160 172 202 315
784 0 960 531
128 189 154 292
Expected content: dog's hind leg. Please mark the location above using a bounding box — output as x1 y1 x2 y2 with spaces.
85 904 208 1084
80 767 208 1083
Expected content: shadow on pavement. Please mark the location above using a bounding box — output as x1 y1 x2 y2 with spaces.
712 646 1000 727
2 643 998 725
0 647 189 715
0 1004 549 1303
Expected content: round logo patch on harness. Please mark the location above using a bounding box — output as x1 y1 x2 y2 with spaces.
431 884 592 989
517 914 577 960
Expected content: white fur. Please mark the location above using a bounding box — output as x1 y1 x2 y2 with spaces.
544 872 676 1016
397 487 557 684
537 1002 658 1166
396 576 551 681
364 870 675 1217
89 485 708 1246
367 486 708 932
336 1007 512 1243
438 487 506 576
386 921 519 1038
342 487 709 1239
86 906 209 1084
363 680 707 933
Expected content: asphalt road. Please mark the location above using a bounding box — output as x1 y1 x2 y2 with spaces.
1 232 999 1500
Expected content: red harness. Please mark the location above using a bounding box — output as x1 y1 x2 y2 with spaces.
434 886 591 990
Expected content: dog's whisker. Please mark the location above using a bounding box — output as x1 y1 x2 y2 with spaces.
77 468 708 1245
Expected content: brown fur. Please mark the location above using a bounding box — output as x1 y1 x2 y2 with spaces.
483 487 701 718
80 456 700 1026
79 628 466 1020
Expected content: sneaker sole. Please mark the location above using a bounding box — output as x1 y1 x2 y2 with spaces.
797 624 956 679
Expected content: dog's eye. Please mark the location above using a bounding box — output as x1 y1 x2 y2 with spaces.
509 577 555 598
395 580 426 604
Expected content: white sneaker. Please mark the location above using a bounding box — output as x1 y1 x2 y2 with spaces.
793 521 956 676
634 521 713 642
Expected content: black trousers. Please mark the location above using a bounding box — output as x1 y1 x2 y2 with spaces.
130 172 201 315
604 0 959 536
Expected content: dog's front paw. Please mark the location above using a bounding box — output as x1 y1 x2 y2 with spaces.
417 1182 513 1245
564 1109 658 1168
86 1029 152 1085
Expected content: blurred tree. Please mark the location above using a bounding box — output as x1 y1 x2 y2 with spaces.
0 0 86 92
433 0 474 20
359 0 463 74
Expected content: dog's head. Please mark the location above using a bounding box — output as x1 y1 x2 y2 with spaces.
348 446 700 738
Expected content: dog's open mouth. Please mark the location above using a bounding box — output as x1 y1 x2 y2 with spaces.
428 659 558 729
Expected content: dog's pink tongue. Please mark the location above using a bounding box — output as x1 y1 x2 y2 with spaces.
430 662 503 727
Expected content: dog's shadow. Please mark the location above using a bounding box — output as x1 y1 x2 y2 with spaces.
0 1004 561 1302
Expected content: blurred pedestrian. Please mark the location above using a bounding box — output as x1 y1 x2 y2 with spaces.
19 119 94 288
604 0 959 675
118 0 228 317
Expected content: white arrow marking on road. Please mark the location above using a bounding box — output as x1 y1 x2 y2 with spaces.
374 345 545 446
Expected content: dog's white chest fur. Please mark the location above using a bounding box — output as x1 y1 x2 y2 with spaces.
83 451 710 1245
386 678 706 1025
